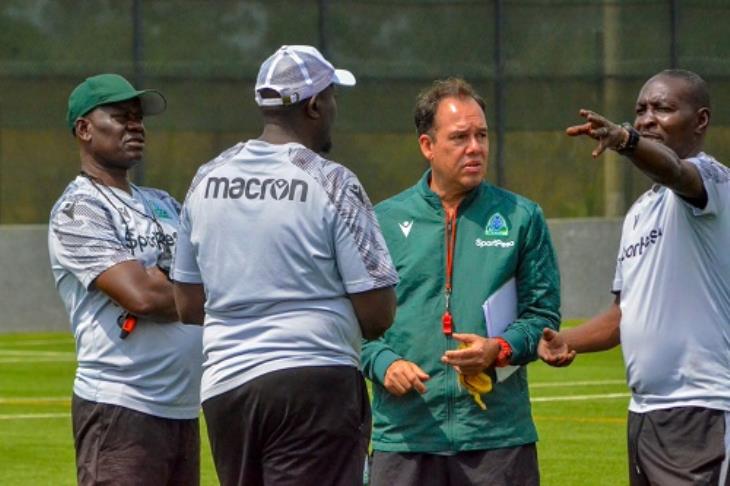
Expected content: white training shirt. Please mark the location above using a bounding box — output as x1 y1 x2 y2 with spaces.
49 176 203 419
613 152 730 413
172 140 398 402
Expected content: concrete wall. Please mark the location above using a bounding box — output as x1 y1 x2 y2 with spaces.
0 225 68 332
0 220 623 333
548 218 622 320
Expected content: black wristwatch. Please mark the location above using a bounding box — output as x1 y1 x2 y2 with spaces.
616 122 640 154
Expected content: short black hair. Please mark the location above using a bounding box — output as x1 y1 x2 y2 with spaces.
414 78 486 136
653 69 711 111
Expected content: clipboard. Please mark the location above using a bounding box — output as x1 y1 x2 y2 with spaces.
482 277 520 382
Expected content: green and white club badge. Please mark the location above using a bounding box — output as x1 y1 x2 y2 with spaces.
485 213 509 236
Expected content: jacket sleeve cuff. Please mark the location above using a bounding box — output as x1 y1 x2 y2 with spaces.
500 328 531 364
494 337 513 367
372 349 402 384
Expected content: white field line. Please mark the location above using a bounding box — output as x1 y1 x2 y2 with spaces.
530 379 626 388
0 413 68 420
0 349 74 357
3 339 73 346
0 357 75 364
0 397 69 404
0 348 76 363
531 392 630 403
0 389 630 423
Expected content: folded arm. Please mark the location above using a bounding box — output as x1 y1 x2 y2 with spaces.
173 282 205 325
94 261 179 322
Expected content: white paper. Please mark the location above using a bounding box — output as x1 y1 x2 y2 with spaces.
482 277 520 382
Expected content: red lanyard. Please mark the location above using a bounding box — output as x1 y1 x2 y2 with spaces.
442 208 458 335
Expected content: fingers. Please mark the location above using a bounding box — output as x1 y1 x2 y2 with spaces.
567 122 609 140
592 138 609 158
538 335 577 367
565 123 592 137
384 360 430 396
412 376 428 394
442 336 499 372
450 333 475 344
566 110 614 158
542 327 557 341
538 328 573 366
413 365 430 381
551 350 577 367
591 127 609 138
444 334 481 361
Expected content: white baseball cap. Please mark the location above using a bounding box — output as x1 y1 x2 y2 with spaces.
254 45 356 107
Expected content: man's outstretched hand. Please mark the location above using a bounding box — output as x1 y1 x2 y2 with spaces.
537 328 576 367
566 109 628 158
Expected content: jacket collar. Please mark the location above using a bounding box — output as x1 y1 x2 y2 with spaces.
416 169 484 211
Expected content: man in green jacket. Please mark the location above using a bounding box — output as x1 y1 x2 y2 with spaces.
362 78 561 486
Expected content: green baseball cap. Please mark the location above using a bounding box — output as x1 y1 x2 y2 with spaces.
66 73 167 133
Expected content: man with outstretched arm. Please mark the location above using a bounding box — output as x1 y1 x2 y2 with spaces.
540 69 730 486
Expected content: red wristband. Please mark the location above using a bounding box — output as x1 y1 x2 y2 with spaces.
494 338 512 367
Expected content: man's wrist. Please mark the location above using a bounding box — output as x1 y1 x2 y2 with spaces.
494 337 513 367
615 122 640 154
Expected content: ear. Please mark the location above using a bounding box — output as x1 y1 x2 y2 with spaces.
305 94 320 120
75 117 93 142
418 133 435 162
695 107 710 136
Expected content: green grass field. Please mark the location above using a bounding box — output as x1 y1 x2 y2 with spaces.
0 327 629 485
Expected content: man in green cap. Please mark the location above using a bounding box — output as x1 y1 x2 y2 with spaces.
49 74 203 486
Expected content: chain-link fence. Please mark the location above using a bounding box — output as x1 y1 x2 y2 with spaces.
1 0 729 223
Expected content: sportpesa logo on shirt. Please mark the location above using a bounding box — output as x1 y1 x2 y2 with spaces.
124 228 177 256
618 227 663 262
204 177 308 202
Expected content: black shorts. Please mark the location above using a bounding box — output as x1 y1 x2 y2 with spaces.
370 444 539 486
628 407 729 486
202 365 371 486
72 394 200 486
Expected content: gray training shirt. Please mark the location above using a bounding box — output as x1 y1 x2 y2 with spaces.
172 140 398 402
613 153 730 413
49 177 203 419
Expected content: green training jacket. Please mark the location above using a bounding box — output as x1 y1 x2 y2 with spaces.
362 171 561 452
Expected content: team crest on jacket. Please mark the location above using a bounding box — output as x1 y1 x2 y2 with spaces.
485 213 509 236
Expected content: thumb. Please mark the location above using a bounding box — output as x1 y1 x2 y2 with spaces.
451 333 474 345
542 328 557 341
413 364 430 381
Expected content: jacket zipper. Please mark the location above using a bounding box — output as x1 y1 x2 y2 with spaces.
443 207 458 450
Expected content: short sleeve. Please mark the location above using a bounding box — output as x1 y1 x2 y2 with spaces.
330 170 399 293
612 244 623 293
50 195 135 289
687 155 730 217
170 202 202 284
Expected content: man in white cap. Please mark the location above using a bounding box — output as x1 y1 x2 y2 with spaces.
172 45 398 486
